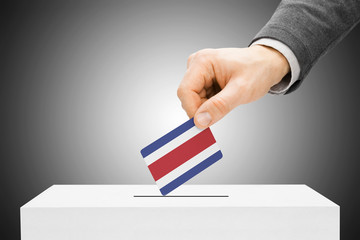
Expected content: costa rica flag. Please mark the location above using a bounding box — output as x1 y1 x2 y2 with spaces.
141 118 223 195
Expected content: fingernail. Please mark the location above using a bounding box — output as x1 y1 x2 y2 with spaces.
196 112 212 127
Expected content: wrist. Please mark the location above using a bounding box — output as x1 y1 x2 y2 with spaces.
250 45 290 86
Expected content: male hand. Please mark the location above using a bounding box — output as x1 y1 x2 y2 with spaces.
177 46 290 128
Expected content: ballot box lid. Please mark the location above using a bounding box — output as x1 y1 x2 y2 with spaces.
21 185 338 208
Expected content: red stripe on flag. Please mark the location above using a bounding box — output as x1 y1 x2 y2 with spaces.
148 128 216 181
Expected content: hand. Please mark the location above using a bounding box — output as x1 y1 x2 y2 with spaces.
177 46 290 128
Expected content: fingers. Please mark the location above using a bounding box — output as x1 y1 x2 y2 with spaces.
178 50 215 118
194 80 241 129
177 85 202 118
178 47 284 129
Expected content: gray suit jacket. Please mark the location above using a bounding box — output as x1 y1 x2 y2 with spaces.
251 0 360 94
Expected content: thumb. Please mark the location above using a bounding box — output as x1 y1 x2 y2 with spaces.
194 81 240 128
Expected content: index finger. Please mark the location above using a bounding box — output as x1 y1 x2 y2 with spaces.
178 53 216 117
177 63 209 117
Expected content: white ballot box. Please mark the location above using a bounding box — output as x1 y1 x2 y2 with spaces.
21 185 339 240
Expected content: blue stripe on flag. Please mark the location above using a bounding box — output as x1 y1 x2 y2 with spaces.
159 150 223 196
140 118 195 158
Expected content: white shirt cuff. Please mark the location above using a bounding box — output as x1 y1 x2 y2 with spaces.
251 38 300 95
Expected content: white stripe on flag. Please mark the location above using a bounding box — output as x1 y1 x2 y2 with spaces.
155 143 220 189
144 126 203 166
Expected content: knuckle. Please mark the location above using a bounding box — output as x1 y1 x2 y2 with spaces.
198 48 213 55
177 86 184 99
195 53 209 65
192 48 215 66
195 48 211 57
187 53 195 63
211 96 230 115
187 53 194 66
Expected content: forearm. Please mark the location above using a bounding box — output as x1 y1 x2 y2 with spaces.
251 0 360 93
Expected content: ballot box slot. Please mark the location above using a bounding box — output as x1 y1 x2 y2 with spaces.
133 195 229 198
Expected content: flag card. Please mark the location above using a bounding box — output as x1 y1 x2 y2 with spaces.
140 118 222 195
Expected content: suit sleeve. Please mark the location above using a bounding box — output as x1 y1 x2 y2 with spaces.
251 0 360 94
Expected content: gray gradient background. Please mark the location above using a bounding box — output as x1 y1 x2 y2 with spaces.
1 0 359 239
